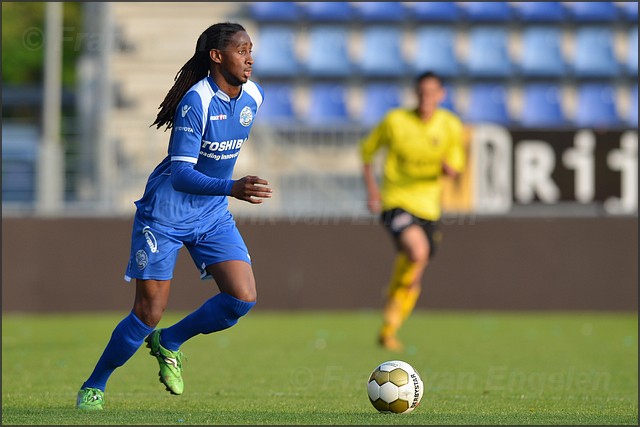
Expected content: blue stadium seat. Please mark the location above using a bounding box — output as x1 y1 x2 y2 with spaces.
352 2 407 22
405 2 462 22
618 1 638 22
628 27 638 76
359 26 406 77
465 27 513 77
572 27 620 77
514 2 567 22
520 83 567 128
305 83 351 125
519 27 566 77
248 2 301 22
252 26 299 77
359 83 403 126
301 2 355 22
628 84 638 127
464 83 511 125
574 83 621 127
305 26 353 77
565 2 619 22
461 2 514 22
440 84 457 114
412 26 460 78
256 83 296 125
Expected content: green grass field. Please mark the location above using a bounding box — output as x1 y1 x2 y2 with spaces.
2 310 637 425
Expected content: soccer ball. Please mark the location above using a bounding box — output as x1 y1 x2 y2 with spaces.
367 360 424 414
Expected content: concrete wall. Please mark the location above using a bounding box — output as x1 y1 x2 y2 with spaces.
2 217 637 312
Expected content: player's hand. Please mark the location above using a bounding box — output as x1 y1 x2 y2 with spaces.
231 175 272 204
367 193 382 214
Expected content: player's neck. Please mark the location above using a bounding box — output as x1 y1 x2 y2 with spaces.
417 108 435 122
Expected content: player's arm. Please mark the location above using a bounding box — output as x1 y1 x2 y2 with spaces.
168 93 234 196
360 119 389 214
442 115 466 179
362 163 382 214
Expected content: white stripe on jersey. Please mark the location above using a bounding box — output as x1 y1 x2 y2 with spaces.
189 79 216 135
171 155 198 163
243 80 263 112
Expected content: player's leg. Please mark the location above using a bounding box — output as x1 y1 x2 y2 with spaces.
139 279 187 396
78 216 182 407
77 279 170 409
152 219 255 393
395 224 430 322
380 224 430 351
159 260 256 351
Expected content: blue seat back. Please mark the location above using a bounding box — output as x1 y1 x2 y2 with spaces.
520 27 566 77
306 26 352 77
466 27 513 77
520 83 566 127
359 83 402 126
573 27 619 77
353 2 407 21
566 2 619 22
253 26 299 77
359 26 406 76
407 2 462 21
461 2 514 21
574 83 620 127
440 84 457 114
413 26 459 77
302 2 354 21
515 2 567 22
306 83 350 125
258 83 296 124
465 83 511 125
248 2 301 22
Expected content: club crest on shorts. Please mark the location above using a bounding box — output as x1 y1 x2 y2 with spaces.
239 106 253 127
136 249 148 270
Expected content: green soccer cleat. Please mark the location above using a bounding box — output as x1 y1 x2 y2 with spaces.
76 387 104 410
145 329 185 395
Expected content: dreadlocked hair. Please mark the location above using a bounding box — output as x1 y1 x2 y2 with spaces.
151 22 246 131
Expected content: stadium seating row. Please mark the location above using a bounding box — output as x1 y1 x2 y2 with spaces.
257 82 638 129
253 25 638 78
248 2 638 23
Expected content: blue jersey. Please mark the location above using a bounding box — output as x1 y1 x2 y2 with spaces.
135 76 264 227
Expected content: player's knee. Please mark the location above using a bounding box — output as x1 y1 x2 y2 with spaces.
133 306 164 328
234 287 257 303
220 292 256 322
407 248 429 266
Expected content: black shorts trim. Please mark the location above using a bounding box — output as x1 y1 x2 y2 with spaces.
380 208 441 259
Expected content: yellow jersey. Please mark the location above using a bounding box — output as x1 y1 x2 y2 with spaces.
360 108 465 221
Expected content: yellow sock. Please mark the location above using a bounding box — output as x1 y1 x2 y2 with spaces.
399 286 421 323
380 254 421 339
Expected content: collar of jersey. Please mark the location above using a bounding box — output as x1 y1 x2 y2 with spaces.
207 76 243 103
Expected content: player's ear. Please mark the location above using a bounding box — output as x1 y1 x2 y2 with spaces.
210 49 222 64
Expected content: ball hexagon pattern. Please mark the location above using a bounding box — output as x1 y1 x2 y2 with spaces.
366 360 424 414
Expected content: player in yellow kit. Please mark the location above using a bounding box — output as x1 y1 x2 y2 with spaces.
360 71 465 351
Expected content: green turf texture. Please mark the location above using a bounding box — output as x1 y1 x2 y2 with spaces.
2 310 637 425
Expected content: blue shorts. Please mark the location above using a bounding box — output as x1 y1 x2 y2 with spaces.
124 210 251 282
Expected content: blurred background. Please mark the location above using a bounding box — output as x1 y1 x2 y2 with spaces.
2 2 638 312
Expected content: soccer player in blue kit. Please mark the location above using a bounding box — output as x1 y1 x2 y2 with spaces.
76 22 272 410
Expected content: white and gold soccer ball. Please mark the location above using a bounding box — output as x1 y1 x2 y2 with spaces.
367 360 424 414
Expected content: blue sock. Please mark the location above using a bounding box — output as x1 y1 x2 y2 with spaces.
160 293 255 351
82 311 154 391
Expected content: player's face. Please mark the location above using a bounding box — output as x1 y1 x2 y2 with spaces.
216 31 254 86
416 77 445 117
